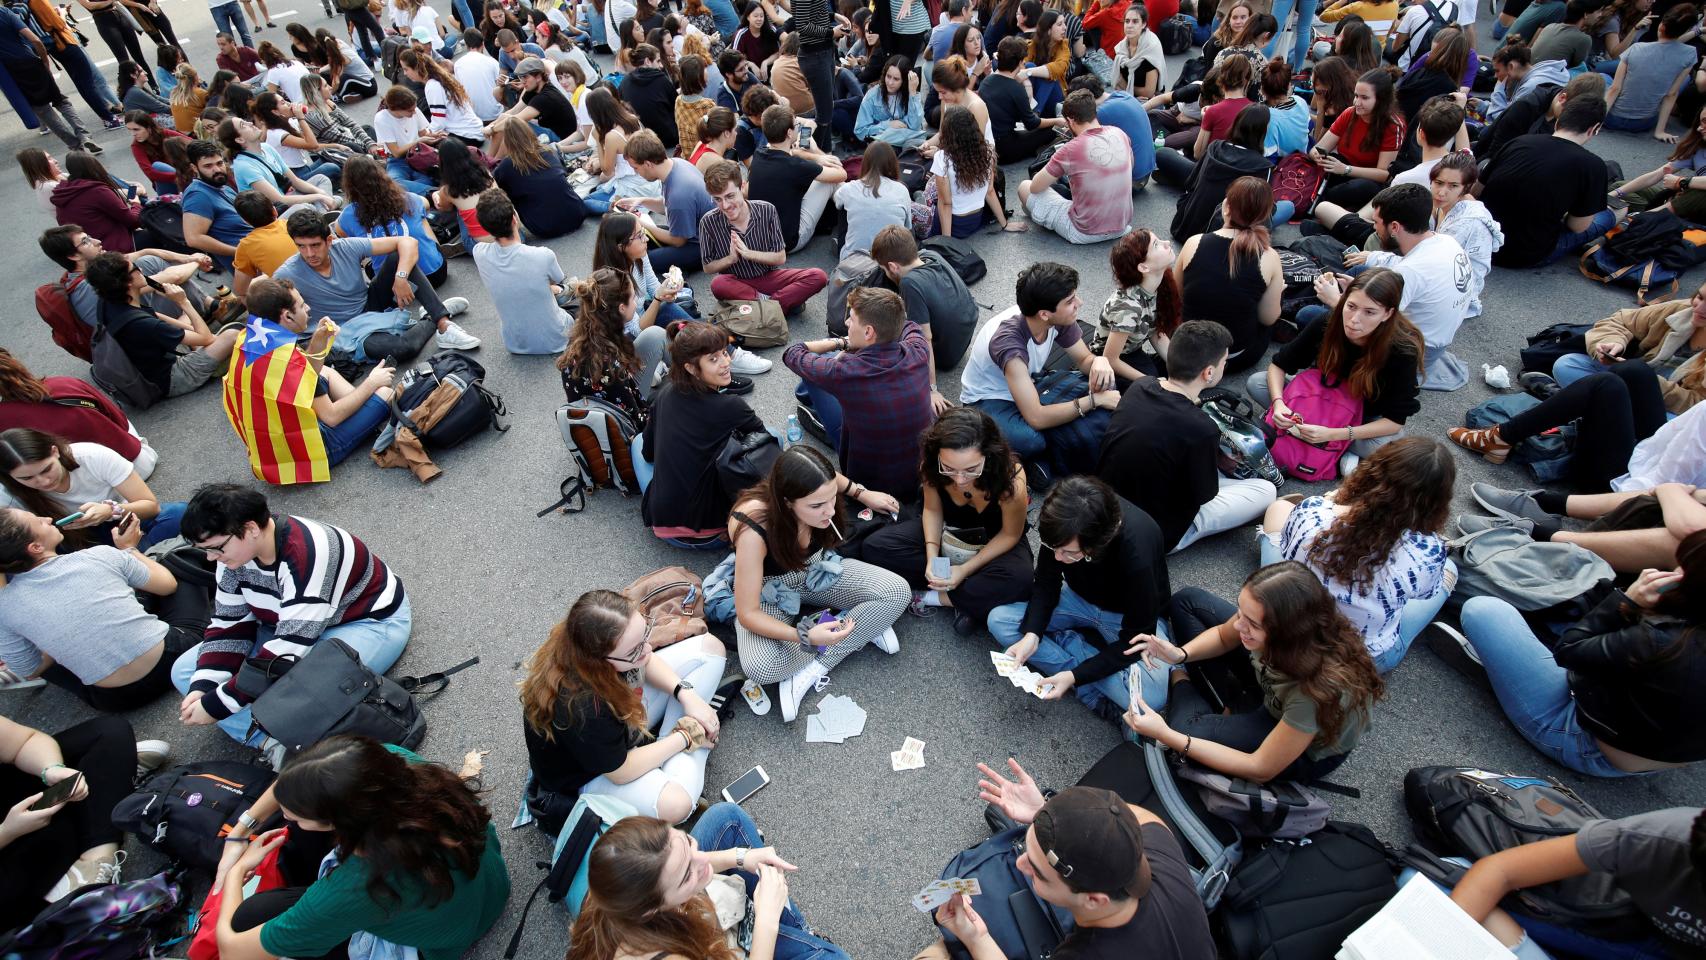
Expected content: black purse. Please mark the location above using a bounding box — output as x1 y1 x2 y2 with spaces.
716 429 781 500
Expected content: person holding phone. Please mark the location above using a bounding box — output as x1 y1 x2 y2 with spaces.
519 588 726 831
0 714 166 930
0 427 186 550
1542 280 1706 413
569 804 847 960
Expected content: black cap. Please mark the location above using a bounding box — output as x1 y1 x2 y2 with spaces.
1032 786 1151 899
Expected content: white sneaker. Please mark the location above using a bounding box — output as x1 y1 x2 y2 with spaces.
134 740 171 780
440 296 470 317
46 850 123 901
435 320 481 350
778 661 828 723
872 627 900 654
729 346 772 375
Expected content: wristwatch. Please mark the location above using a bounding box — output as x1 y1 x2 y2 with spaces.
734 847 749 869
236 811 259 831
672 679 694 700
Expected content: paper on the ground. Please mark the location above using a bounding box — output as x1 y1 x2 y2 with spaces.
805 694 867 744
1336 874 1517 960
911 877 984 912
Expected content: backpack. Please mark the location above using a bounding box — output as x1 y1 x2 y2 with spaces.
557 398 639 494
1275 247 1324 323
922 235 987 286
1403 766 1643 935
1159 14 1194 54
91 308 166 410
623 565 707 648
1464 393 1574 483
710 298 788 348
939 826 1075 960
1447 520 1615 613
503 793 639 959
897 147 931 194
1579 209 1706 305
1385 0 1456 66
1215 822 1399 960
389 351 508 450
1519 322 1593 375
1198 387 1286 489
138 200 194 255
826 251 884 337
1174 54 1210 90
110 762 276 871
0 869 189 960
1263 368 1362 481
35 273 94 361
1176 766 1332 840
1269 152 1326 218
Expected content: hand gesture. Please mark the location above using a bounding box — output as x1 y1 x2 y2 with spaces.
392 274 416 307
1088 355 1116 392
925 563 963 593
69 500 115 528
730 231 751 258
1004 632 1040 667
0 792 64 844
1289 422 1338 444
161 281 189 305
1035 670 1075 700
1270 397 1300 428
682 696 721 745
1123 692 1170 740
315 193 340 209
858 488 901 516
1626 567 1684 609
112 512 144 551
1124 632 1185 668
308 316 339 354
930 387 953 416
1657 130 1680 144
1317 153 1349 175
1002 219 1029 232
1342 250 1370 268
179 690 215 725
364 359 396 390
1092 389 1122 411
976 757 1045 825
673 715 712 750
806 616 855 647
233 828 288 881
194 253 215 271
1595 340 1625 362
747 846 799 872
1665 173 1685 191
936 893 990 944
1312 271 1344 305
753 864 789 926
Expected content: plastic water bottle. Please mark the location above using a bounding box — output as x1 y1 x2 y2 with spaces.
785 414 803 447
1154 134 1166 149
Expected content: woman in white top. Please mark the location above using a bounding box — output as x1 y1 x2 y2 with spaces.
1112 3 1167 96
931 105 1021 238
257 41 313 103
0 429 183 550
399 48 487 143
582 86 659 214
252 91 343 184
834 141 912 259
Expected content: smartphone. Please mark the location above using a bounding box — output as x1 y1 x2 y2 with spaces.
145 275 165 292
721 765 770 804
1656 578 1680 594
31 772 83 810
929 556 951 581
53 511 85 527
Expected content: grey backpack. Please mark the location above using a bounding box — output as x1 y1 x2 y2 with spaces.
826 251 883 337
1177 764 1331 839
1449 519 1615 612
91 308 165 410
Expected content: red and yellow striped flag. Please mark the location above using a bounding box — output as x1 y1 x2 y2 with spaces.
223 316 330 485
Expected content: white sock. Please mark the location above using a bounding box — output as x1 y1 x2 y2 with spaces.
923 590 945 607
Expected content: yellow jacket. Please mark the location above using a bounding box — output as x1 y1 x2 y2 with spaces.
1320 0 1399 22
1584 301 1706 413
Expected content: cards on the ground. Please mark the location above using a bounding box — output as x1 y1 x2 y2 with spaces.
891 736 925 771
1336 874 1516 960
805 694 866 744
911 877 982 912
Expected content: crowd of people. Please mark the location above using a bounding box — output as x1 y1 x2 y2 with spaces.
3 0 1706 955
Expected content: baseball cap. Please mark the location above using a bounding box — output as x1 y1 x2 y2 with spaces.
1031 787 1151 900
410 24 437 42
514 56 548 77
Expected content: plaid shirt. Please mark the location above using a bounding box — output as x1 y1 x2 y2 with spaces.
784 322 934 497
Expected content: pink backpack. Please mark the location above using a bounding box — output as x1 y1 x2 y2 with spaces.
1269 152 1325 219
1263 368 1363 481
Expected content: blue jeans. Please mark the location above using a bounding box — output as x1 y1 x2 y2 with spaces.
583 183 618 214
321 393 390 465
137 501 186 550
1602 111 1658 133
704 0 740 38
987 583 1138 714
209 0 252 48
1541 208 1617 266
53 46 118 118
1458 596 1638 778
796 380 843 451
1402 862 1671 959
1552 352 1601 386
691 803 850 960
1272 199 1296 225
334 308 413 363
650 298 695 324
1264 0 1319 70
972 398 1046 460
293 159 343 184
385 157 438 197
170 596 414 745
632 430 653 493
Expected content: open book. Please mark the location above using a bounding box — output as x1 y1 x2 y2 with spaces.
1337 874 1518 960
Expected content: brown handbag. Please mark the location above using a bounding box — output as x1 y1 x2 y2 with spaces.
624 566 708 648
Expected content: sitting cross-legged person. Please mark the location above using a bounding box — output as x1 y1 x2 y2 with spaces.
697 159 828 314
1465 480 1706 574
1543 280 1706 409
82 251 240 403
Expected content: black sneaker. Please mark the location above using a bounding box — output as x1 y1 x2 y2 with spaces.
1519 371 1560 401
722 375 754 395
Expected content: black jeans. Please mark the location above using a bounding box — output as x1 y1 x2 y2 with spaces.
345 6 387 63
1498 360 1670 491
130 6 181 52
1319 172 1382 211
995 126 1058 165
91 9 147 67
857 517 1035 623
42 586 210 713
0 716 136 931
1163 587 1348 784
799 44 837 151
357 254 448 360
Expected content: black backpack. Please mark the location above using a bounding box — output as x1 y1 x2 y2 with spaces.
1519 322 1594 374
1159 15 1194 54
91 304 165 410
921 235 986 287
110 762 276 871
1215 821 1399 960
389 351 508 450
1385 0 1457 65
1403 766 1644 936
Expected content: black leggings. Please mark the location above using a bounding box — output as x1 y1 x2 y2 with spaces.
1164 587 1348 783
1318 172 1383 211
356 253 449 359
345 6 387 63
856 518 1034 624
42 587 210 713
0 716 137 932
130 7 181 52
1498 360 1669 491
91 10 148 68
995 126 1058 165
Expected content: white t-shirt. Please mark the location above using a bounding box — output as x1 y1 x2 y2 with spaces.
424 78 486 138
930 148 990 216
373 107 430 149
1364 232 1471 349
959 306 1075 404
266 60 312 102
410 5 441 37
1391 154 1442 188
389 1 414 30
455 49 504 121
0 442 135 514
1395 0 1461 68
266 125 311 169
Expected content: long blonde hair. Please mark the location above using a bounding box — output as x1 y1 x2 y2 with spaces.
170 63 201 106
568 818 739 960
490 115 551 172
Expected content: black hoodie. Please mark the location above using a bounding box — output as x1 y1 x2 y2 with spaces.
622 65 679 150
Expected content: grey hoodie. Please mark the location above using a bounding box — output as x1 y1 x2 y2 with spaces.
1439 198 1505 318
1488 58 1571 120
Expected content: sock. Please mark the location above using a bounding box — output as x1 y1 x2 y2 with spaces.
1532 518 1563 542
1534 490 1570 516
923 590 944 607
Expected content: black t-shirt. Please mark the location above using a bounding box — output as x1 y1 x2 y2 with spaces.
99 299 184 395
982 73 1043 142
522 83 578 140
1053 824 1217 960
493 157 588 238
639 384 768 534
522 689 641 796
1270 313 1423 425
898 252 976 370
1482 133 1608 268
1097 379 1220 552
747 149 823 250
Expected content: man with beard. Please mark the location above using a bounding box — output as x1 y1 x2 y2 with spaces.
183 140 259 271
1295 182 1473 391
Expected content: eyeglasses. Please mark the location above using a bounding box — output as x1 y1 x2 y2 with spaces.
628 231 646 243
936 459 986 479
607 623 655 665
1042 541 1087 562
75 236 99 248
198 534 236 558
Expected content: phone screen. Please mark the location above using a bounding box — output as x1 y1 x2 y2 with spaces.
723 766 769 804
32 772 82 810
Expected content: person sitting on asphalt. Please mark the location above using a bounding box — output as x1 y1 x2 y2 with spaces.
0 505 208 712
1019 89 1134 245
1089 228 1180 384
519 588 727 830
172 483 412 747
182 139 260 270
871 225 977 397
989 475 1171 720
230 189 297 298
1099 320 1277 554
697 159 829 314
1479 93 1616 268
0 348 156 478
783 287 934 502
617 129 717 277
36 222 213 330
83 251 240 403
746 103 847 254
1541 280 1706 412
0 427 185 551
470 190 572 355
273 209 479 364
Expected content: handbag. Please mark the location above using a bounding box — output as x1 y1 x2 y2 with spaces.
715 429 781 500
406 143 441 172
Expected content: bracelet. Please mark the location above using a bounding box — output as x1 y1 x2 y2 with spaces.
1180 735 1193 759
1175 648 1189 665
237 811 258 830
303 342 333 360
925 541 940 548
1346 424 1356 442
39 763 67 785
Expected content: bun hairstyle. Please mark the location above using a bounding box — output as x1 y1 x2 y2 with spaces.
557 268 639 380
1260 58 1292 99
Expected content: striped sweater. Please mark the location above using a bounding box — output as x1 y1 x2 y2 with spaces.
190 515 406 719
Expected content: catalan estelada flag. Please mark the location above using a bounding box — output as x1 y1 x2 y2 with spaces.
223 315 330 485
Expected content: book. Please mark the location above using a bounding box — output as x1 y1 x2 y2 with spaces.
1337 873 1518 960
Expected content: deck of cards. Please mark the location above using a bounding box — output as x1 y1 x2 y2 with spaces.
990 651 1054 698
890 736 925 771
805 694 867 743
912 877 982 912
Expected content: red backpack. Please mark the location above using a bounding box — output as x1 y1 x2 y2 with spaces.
1269 152 1325 219
35 273 94 362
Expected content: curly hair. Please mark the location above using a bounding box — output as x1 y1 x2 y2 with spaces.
519 589 646 740
339 155 410 234
938 105 993 193
1244 562 1384 749
556 268 640 381
436 136 494 199
1305 437 1455 591
919 407 1021 504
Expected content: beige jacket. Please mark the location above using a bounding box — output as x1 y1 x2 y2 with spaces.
1583 301 1706 413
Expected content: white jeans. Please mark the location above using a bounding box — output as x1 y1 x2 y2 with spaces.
578 635 727 820
1171 476 1278 552
791 179 840 253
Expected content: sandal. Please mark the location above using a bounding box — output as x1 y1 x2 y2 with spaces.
1447 425 1512 464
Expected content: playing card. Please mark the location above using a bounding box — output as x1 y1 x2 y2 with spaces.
902 736 925 754
989 651 1018 677
805 714 842 744
911 881 956 912
939 878 982 896
891 750 923 772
